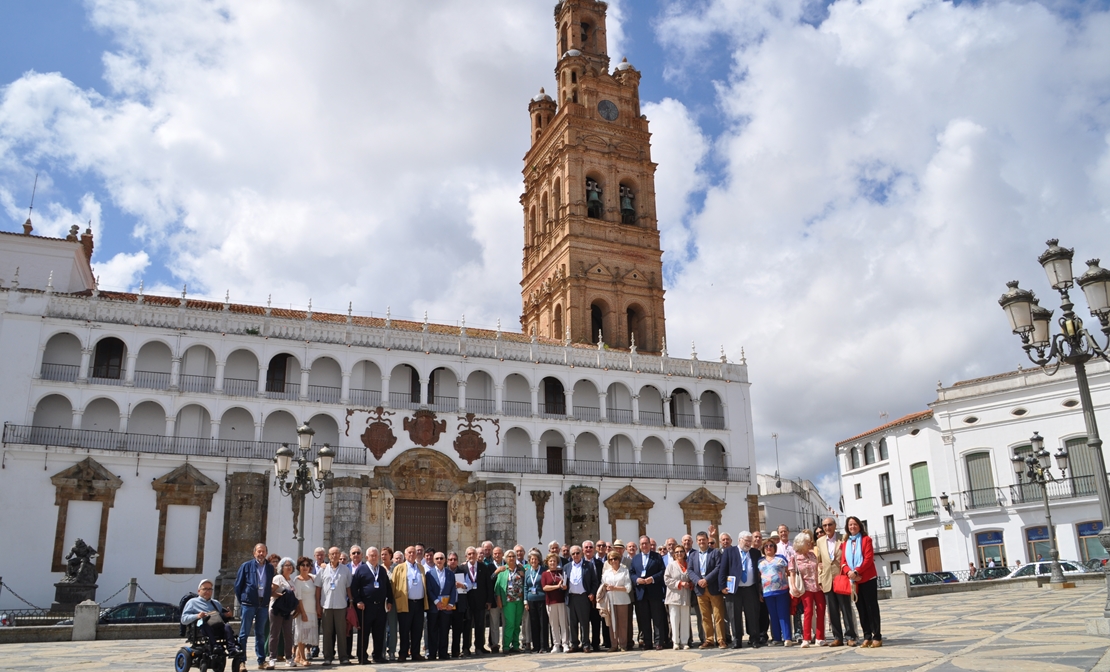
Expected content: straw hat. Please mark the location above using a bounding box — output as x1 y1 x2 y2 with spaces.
612 539 625 549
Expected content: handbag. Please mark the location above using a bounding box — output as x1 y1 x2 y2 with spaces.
272 589 299 619
832 574 853 596
788 571 806 598
346 603 359 632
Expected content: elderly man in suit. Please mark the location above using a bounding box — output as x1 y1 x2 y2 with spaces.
390 546 429 662
563 545 600 652
353 546 394 664
630 535 666 650
816 518 857 646
425 551 459 661
687 530 726 649
720 531 762 648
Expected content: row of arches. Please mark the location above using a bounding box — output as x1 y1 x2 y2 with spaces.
39 332 726 428
30 392 730 466
537 299 650 352
526 175 643 246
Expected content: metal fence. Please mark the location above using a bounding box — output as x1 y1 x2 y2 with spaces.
478 455 750 482
906 497 937 519
40 363 79 382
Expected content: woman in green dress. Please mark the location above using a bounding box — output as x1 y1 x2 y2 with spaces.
494 549 526 653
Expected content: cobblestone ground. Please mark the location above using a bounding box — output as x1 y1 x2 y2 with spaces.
3 584 1110 671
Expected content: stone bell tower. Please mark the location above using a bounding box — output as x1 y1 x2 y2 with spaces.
520 0 666 352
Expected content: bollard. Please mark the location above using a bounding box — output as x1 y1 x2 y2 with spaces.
127 578 137 603
72 599 99 641
890 571 910 599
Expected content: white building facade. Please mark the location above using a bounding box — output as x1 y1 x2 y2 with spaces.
836 364 1110 577
756 473 833 536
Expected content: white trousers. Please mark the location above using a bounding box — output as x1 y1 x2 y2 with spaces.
668 605 690 648
547 603 570 650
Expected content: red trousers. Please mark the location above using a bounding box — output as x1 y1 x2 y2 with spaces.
800 591 826 641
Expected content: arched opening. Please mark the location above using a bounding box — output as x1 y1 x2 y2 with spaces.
638 385 664 426
553 305 564 342
223 349 259 397
82 398 120 432
864 442 876 465
175 404 210 439
591 303 605 344
670 388 694 428
608 434 634 464
700 390 724 429
641 436 666 464
430 367 456 411
572 88 578 104
606 382 633 424
529 205 537 243
572 379 599 421
674 438 698 466
504 427 532 459
91 337 125 380
553 177 562 218
576 432 602 464
541 192 549 230
350 360 382 407
307 413 340 449
466 370 495 413
585 177 603 219
262 410 298 444
560 22 568 54
41 333 81 381
579 21 590 49
704 440 727 469
129 400 166 436
266 353 301 399
541 376 565 416
219 408 255 442
33 394 72 428
308 356 342 404
134 341 172 390
180 344 216 393
571 70 578 84
626 304 645 349
619 182 636 224
503 373 531 417
389 364 420 409
541 429 565 475
849 447 860 470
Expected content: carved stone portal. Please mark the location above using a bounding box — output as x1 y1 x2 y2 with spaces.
678 487 726 536
151 463 219 574
403 409 447 446
530 490 551 540
565 486 600 548
50 457 122 574
603 485 654 542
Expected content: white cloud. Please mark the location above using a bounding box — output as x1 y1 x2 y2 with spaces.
94 249 149 291
655 0 1110 500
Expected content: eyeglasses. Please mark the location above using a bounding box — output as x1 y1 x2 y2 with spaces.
572 551 582 556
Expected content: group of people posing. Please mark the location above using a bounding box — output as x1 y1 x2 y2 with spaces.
183 515 883 668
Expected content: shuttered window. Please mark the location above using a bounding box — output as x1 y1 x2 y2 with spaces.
965 452 995 509
1066 437 1097 496
910 462 933 515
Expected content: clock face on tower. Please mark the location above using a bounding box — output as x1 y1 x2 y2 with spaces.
597 100 619 121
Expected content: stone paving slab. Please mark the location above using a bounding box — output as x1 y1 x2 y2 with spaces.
2 584 1109 671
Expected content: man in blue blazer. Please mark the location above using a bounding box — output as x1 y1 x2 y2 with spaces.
233 543 275 669
719 531 763 648
629 536 666 650
424 551 459 661
688 531 726 648
353 546 395 664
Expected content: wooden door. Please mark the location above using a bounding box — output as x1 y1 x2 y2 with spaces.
921 537 941 573
394 499 448 553
547 444 564 475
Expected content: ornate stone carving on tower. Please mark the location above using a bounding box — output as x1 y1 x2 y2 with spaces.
521 0 666 352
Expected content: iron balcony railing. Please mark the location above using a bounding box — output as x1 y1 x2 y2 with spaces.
674 413 696 428
40 363 79 382
478 455 750 483
306 385 342 405
574 406 600 422
2 424 368 465
870 532 908 553
133 370 171 390
265 382 300 401
503 400 532 417
467 398 495 414
640 411 664 427
430 395 457 412
702 415 725 430
1010 474 1101 504
961 487 1007 510
223 377 257 397
608 408 633 424
179 374 215 394
347 388 382 407
906 497 937 519
389 391 420 410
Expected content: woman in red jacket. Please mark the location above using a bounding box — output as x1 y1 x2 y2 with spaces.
841 516 882 647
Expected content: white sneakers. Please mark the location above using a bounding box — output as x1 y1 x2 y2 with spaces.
800 641 810 648
816 639 826 647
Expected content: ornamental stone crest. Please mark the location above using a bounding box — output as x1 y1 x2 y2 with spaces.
349 407 397 459
453 413 500 464
403 409 447 447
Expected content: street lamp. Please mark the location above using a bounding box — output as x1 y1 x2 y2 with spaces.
273 421 335 559
999 240 1110 610
1011 432 1070 585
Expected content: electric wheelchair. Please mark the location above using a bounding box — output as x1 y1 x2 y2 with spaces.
175 592 246 672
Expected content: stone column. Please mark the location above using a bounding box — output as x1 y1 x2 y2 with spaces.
340 370 351 405
78 348 92 382
495 384 504 414
485 483 517 550
662 396 672 426
299 367 310 401
665 441 674 466
631 393 640 424
531 439 541 461
720 401 729 430
381 375 391 409
419 376 429 407
566 437 576 463
531 385 540 417
72 408 84 430
564 388 574 419
165 416 176 438
695 447 705 468
692 398 702 429
210 418 221 440
634 444 642 464
170 356 182 391
457 380 467 412
124 352 138 386
597 391 607 421
214 360 226 393
118 411 129 433
257 364 267 397
254 420 264 442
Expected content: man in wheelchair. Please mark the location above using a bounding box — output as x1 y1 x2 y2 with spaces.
178 579 246 672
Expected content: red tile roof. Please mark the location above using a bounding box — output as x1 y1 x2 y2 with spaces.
836 410 933 446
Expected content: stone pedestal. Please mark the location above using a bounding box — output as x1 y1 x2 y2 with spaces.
51 582 97 614
890 571 910 599
72 599 99 641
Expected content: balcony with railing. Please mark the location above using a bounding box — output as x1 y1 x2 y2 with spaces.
180 374 215 394
503 400 531 417
133 370 171 390
348 388 381 407
608 408 633 424
870 532 908 554
265 382 300 401
906 497 937 519
702 415 725 430
960 487 1007 511
430 395 457 412
574 406 600 422
389 391 420 410
467 398 495 414
640 410 664 427
40 363 79 382
2 424 368 465
1010 474 1101 504
479 455 750 483
674 413 696 428
223 377 257 397
306 385 341 405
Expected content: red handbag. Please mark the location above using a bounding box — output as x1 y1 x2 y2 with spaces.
832 574 853 596
345 604 359 633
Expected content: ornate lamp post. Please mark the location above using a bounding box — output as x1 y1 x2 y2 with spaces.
273 421 335 559
999 240 1110 614
1010 431 1070 585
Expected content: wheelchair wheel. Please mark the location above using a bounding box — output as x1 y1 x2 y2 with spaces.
198 654 225 672
174 647 192 672
230 657 244 672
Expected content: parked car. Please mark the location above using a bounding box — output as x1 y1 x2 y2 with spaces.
932 571 960 583
908 572 945 586
1004 560 1087 579
970 566 1012 580
56 601 180 625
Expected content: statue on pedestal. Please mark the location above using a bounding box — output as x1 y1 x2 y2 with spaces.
62 539 99 584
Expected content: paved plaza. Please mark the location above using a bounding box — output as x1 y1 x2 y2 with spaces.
3 584 1110 671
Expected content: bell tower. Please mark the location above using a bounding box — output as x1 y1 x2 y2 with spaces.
520 0 666 352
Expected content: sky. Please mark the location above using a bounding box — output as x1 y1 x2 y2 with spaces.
2 0 1110 510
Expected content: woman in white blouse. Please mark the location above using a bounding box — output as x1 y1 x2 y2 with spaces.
269 557 297 667
597 551 633 652
664 546 694 650
291 556 322 667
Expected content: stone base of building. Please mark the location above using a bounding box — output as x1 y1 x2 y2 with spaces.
51 582 97 613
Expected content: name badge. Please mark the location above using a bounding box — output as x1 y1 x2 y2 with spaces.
373 581 379 589
641 570 646 577
329 581 336 590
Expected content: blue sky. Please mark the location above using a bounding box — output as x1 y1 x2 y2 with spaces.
2 0 1109 502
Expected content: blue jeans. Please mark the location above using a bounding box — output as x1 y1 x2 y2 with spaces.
765 593 792 643
239 604 270 664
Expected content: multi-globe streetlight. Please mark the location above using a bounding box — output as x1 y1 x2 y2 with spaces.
1010 431 1070 585
273 421 335 559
